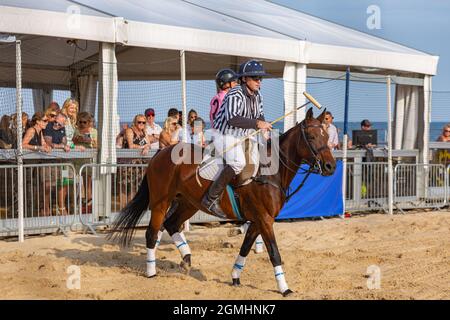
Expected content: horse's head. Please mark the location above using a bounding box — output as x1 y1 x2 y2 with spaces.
297 107 336 176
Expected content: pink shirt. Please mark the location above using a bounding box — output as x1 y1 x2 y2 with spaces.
209 90 227 124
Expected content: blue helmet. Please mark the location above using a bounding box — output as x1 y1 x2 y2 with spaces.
215 68 238 89
238 60 268 78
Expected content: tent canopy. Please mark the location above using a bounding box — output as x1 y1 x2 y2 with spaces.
0 0 439 89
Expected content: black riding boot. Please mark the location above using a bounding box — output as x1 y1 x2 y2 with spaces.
201 165 236 219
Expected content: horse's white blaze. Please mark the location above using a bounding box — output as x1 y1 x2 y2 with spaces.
231 255 246 279
274 265 289 293
146 248 156 277
171 232 191 257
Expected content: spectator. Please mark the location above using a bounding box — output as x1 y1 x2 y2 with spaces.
73 112 97 149
359 119 376 148
323 111 339 150
178 110 183 126
60 98 79 149
23 112 52 216
144 108 162 150
436 123 450 142
190 117 206 147
123 114 151 155
168 108 179 120
44 106 58 134
188 109 198 126
116 123 129 148
159 116 180 149
42 113 72 215
361 119 372 131
0 115 13 149
47 101 61 113
44 113 70 152
73 112 96 208
210 69 238 123
22 112 51 153
9 112 29 147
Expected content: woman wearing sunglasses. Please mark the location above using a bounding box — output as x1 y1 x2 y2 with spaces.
23 111 52 153
123 114 151 155
73 112 98 149
159 116 180 149
436 123 450 142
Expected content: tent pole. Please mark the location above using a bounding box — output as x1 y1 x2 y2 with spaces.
16 40 24 242
387 76 394 215
180 50 190 231
342 67 350 217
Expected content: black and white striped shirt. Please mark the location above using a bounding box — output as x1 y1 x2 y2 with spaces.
213 85 264 137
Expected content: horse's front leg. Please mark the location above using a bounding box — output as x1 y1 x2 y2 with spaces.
258 218 293 297
231 222 259 286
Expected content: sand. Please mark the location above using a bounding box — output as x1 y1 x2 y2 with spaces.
0 210 449 300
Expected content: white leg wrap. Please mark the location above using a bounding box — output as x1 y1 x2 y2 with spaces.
240 221 251 234
146 248 156 277
179 231 187 243
255 234 264 253
231 255 246 279
274 265 289 293
171 232 191 257
155 230 163 248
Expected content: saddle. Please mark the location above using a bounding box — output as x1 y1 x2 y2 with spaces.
198 139 259 187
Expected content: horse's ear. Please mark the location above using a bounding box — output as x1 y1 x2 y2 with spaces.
317 108 327 123
305 107 313 120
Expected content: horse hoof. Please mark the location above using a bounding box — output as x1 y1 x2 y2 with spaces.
232 278 241 286
146 274 157 278
282 289 293 297
180 254 192 273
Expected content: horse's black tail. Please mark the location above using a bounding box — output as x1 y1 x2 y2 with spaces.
108 176 150 247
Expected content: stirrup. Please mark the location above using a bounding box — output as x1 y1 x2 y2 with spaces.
203 196 227 219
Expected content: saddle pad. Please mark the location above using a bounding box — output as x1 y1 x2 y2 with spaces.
198 153 259 186
198 155 225 181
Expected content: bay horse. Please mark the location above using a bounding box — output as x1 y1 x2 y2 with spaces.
109 107 336 296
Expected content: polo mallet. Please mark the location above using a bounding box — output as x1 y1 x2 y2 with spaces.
195 91 322 187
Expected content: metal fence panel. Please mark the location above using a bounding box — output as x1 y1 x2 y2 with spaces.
344 162 389 212
0 163 77 236
394 163 447 210
78 163 150 232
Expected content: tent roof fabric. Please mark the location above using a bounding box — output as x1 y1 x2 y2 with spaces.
0 0 439 75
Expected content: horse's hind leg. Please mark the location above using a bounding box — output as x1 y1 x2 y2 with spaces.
163 199 197 271
231 221 259 286
145 201 169 278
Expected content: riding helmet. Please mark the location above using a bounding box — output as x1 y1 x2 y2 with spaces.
238 60 269 78
215 69 238 89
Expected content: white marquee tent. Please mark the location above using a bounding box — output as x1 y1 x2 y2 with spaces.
0 0 439 164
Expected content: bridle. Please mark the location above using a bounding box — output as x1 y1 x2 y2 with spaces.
278 119 329 201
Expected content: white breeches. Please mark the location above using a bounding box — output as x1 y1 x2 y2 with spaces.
212 132 259 175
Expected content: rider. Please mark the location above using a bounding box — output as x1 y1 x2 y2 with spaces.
209 69 239 123
202 60 273 218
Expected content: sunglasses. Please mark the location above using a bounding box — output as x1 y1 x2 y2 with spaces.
41 119 48 123
444 130 450 133
79 120 89 124
137 121 146 124
250 76 263 81
171 122 178 125
49 114 57 118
